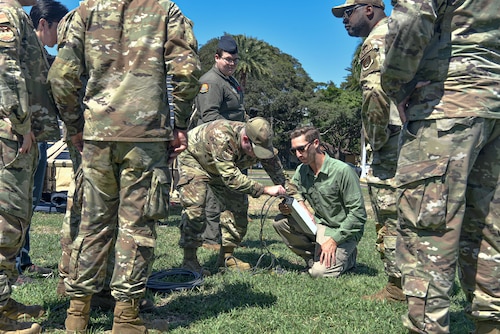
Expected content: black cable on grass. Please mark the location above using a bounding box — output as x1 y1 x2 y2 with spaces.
146 268 204 293
250 195 286 275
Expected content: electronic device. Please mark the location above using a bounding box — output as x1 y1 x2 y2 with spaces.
283 197 317 235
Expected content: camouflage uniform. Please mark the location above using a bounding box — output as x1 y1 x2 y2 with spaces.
360 17 402 281
178 120 293 249
0 0 59 310
381 0 500 332
48 0 200 305
195 64 248 246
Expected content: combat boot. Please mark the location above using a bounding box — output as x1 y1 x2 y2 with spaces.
56 277 67 297
65 295 91 334
216 247 251 271
181 248 211 276
0 313 41 333
111 300 147 334
362 276 406 302
474 321 500 334
2 298 45 320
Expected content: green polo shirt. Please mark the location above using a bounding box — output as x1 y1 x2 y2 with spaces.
292 154 366 244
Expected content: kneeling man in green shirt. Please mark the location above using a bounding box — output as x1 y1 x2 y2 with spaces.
274 126 367 278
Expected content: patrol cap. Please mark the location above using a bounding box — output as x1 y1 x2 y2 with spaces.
218 35 238 54
245 117 275 159
331 0 385 17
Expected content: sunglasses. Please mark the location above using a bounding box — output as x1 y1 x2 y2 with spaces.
290 141 314 155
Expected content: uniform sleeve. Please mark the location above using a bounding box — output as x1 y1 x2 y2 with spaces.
381 0 442 104
196 80 226 123
210 133 264 197
325 167 367 244
360 41 392 151
47 9 85 136
0 9 31 136
261 154 298 196
165 3 201 129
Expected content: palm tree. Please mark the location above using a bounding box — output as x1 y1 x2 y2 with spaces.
233 35 272 92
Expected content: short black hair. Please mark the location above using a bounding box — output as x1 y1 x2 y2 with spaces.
29 0 69 28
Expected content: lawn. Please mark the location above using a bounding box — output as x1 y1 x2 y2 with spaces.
15 168 474 333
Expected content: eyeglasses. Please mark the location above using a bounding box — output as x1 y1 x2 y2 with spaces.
343 4 367 19
221 57 239 65
290 141 314 155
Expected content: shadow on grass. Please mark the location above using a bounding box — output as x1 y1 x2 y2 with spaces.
155 282 277 330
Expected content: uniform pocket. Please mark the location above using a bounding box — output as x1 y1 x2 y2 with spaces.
144 167 171 220
396 157 449 230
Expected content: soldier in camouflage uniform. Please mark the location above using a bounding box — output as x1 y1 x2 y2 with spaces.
381 0 500 333
48 0 200 332
0 0 61 332
178 117 290 274
13 0 69 284
194 35 248 250
332 0 404 301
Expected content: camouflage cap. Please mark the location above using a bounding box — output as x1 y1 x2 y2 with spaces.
331 0 385 17
218 35 238 54
245 117 275 159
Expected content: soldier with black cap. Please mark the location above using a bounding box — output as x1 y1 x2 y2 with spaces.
192 34 248 251
332 0 405 301
178 117 293 274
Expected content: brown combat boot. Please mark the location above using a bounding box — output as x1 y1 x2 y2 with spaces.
2 299 45 320
65 295 91 334
474 321 500 334
56 277 67 297
362 276 406 302
216 247 252 271
181 248 211 276
111 300 147 334
90 290 156 313
0 313 41 334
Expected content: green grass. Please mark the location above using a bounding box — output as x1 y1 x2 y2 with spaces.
15 169 474 333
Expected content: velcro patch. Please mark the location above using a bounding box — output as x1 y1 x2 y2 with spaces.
0 26 15 43
199 83 209 94
0 12 9 24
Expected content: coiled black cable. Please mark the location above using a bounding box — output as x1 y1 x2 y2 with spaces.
146 268 204 293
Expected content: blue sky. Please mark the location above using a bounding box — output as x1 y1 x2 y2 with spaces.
49 0 393 86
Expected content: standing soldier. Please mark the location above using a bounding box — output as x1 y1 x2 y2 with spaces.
0 0 61 332
48 0 200 332
194 34 248 251
382 0 500 333
331 0 404 301
178 117 291 274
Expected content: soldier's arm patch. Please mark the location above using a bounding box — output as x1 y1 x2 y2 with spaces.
199 83 209 94
0 25 15 43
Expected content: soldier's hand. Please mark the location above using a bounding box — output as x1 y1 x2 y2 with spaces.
168 128 188 164
278 201 291 215
263 185 286 197
71 132 84 153
19 131 36 154
397 81 431 123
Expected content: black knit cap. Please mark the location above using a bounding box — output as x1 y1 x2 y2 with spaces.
218 35 238 54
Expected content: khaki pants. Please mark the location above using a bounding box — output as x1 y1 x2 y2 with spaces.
273 215 357 278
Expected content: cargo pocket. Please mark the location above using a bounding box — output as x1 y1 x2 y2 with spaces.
123 232 156 282
144 167 171 220
395 157 449 230
403 275 430 330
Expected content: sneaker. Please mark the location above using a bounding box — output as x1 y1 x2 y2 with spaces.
0 313 41 333
2 298 45 320
24 264 53 278
13 275 34 288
